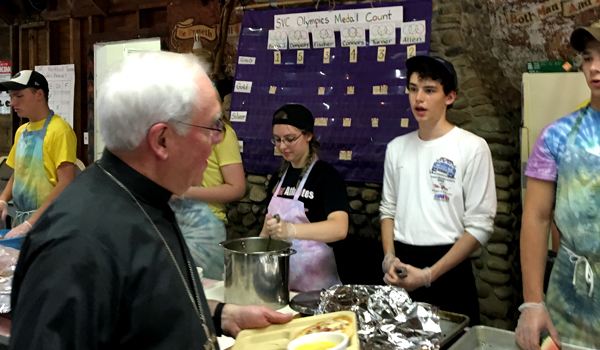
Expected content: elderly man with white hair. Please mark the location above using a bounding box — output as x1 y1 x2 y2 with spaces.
8 52 292 350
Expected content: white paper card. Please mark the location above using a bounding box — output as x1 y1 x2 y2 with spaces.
401 20 426 44
340 26 366 47
311 27 336 48
234 81 252 93
268 30 288 50
370 23 396 46
230 111 247 122
238 56 256 65
287 29 310 49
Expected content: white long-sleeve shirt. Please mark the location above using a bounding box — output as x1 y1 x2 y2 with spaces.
380 127 497 246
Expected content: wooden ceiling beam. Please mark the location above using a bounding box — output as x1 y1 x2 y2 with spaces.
88 0 111 16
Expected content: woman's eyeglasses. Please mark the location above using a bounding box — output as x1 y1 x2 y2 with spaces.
271 134 302 145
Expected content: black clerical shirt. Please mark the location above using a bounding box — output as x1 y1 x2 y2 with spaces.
9 149 218 350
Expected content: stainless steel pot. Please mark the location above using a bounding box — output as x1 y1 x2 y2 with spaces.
219 237 296 310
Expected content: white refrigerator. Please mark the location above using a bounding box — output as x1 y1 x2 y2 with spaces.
521 72 590 203
521 72 590 250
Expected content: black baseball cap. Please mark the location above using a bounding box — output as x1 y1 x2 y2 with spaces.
0 70 49 96
570 21 600 52
406 55 458 92
272 104 314 133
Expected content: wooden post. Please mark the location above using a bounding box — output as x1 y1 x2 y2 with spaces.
45 22 51 65
28 29 37 69
10 25 20 136
69 18 83 160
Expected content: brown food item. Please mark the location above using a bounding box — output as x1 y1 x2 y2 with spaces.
294 315 353 339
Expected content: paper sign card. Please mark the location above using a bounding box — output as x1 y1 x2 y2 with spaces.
407 44 417 58
238 56 256 64
312 28 336 48
401 21 426 44
234 81 252 93
318 87 325 95
230 111 248 122
371 118 379 127
343 118 352 127
315 117 328 126
238 140 244 153
341 26 366 47
269 86 277 94
373 86 381 95
35 64 75 127
401 118 409 128
347 86 355 95
370 23 396 46
339 150 353 160
268 30 288 49
287 29 310 49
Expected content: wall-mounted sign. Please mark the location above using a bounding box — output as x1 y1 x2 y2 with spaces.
173 18 219 41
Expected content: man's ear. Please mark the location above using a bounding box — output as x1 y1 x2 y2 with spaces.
36 89 45 102
445 90 457 106
147 123 169 160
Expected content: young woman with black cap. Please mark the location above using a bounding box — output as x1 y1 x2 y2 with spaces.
260 104 349 292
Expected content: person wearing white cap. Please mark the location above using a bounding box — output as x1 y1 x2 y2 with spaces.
517 22 600 350
0 70 77 238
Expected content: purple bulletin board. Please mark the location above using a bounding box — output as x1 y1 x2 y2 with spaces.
230 0 432 183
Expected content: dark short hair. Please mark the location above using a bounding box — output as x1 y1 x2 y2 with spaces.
406 59 457 96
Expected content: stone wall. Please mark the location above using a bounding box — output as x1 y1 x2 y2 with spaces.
223 0 523 329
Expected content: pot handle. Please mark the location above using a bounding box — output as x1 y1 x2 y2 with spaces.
270 249 297 257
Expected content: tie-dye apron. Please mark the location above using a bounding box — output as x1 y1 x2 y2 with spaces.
12 112 55 226
547 106 600 348
268 157 341 292
170 198 226 280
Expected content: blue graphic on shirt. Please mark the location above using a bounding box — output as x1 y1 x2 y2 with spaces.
431 157 456 178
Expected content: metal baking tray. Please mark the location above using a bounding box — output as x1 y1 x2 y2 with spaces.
448 325 593 350
439 310 469 347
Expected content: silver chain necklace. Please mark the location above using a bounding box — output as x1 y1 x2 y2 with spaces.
97 163 218 350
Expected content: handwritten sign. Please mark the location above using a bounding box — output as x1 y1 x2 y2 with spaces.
230 111 247 122
274 7 403 30
312 27 336 48
400 20 426 44
234 81 253 93
238 56 256 65
341 26 366 47
34 64 75 127
287 29 310 49
267 30 288 50
370 23 396 46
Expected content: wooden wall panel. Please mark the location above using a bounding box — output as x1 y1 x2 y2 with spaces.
11 0 178 163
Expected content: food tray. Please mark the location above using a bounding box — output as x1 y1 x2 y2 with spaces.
439 310 469 347
448 326 593 350
232 311 359 350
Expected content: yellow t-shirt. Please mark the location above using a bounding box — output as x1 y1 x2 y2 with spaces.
7 115 77 186
202 123 243 222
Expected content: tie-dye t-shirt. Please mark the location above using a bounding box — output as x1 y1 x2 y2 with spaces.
525 107 600 181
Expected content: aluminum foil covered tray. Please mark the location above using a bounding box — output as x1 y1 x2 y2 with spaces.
317 285 442 350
